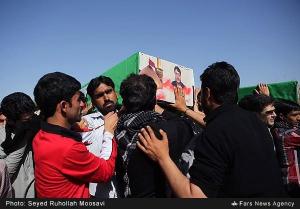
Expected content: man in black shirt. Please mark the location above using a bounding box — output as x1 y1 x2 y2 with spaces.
115 74 195 197
137 62 285 197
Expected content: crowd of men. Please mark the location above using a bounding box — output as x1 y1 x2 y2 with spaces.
0 61 299 198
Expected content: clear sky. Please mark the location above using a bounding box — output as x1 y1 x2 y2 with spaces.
1 0 299 101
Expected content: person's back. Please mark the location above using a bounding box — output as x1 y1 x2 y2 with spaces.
116 112 194 197
115 74 195 197
190 104 283 197
137 61 285 198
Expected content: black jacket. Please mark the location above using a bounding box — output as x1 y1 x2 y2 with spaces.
116 112 196 197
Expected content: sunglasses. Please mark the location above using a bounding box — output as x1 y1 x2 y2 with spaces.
262 110 276 116
94 88 114 99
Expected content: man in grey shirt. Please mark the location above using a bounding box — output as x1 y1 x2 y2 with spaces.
0 92 39 198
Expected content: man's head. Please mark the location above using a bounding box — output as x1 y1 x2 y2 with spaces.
174 66 182 83
200 61 240 114
34 72 83 125
275 99 300 127
120 74 157 113
0 92 36 129
239 94 276 127
87 76 118 115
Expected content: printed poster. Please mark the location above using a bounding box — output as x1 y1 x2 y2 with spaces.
139 52 195 106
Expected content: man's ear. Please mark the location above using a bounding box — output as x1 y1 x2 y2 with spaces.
59 100 69 114
90 99 96 109
203 87 211 101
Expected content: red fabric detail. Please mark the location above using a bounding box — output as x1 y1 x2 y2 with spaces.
273 127 300 185
33 130 117 198
148 59 156 69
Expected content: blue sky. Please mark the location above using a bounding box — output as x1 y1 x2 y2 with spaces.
0 0 299 101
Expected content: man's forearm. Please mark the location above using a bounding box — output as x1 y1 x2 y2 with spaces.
158 155 207 198
185 109 206 126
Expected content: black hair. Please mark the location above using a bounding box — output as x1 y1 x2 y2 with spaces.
239 94 274 113
33 72 81 118
196 90 202 111
174 66 181 74
0 92 36 121
200 61 240 104
120 74 157 113
79 91 86 103
87 76 115 98
274 99 300 116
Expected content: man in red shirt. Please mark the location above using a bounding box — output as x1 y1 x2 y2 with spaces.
33 72 118 198
272 99 300 197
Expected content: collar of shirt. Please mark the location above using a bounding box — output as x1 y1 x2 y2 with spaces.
41 121 82 142
87 111 105 120
204 104 238 124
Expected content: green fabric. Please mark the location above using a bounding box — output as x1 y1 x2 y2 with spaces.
81 52 139 105
238 81 299 103
81 52 299 106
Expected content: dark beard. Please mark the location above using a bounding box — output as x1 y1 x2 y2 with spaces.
99 101 117 115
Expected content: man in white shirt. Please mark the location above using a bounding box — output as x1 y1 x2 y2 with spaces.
79 76 119 198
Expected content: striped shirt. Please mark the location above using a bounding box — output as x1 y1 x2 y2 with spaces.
272 124 300 186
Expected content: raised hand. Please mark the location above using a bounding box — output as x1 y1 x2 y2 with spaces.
104 112 119 134
254 83 270 96
172 87 187 112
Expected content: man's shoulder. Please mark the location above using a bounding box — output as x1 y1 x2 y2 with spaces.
155 117 186 127
82 112 104 127
34 129 86 156
153 117 193 137
205 106 259 135
34 128 81 145
83 112 103 120
213 106 255 123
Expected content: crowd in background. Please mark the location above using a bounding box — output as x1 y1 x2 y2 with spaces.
0 61 299 198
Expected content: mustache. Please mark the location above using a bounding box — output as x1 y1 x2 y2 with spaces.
104 100 115 106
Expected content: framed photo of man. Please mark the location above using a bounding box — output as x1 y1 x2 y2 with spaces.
139 52 195 106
